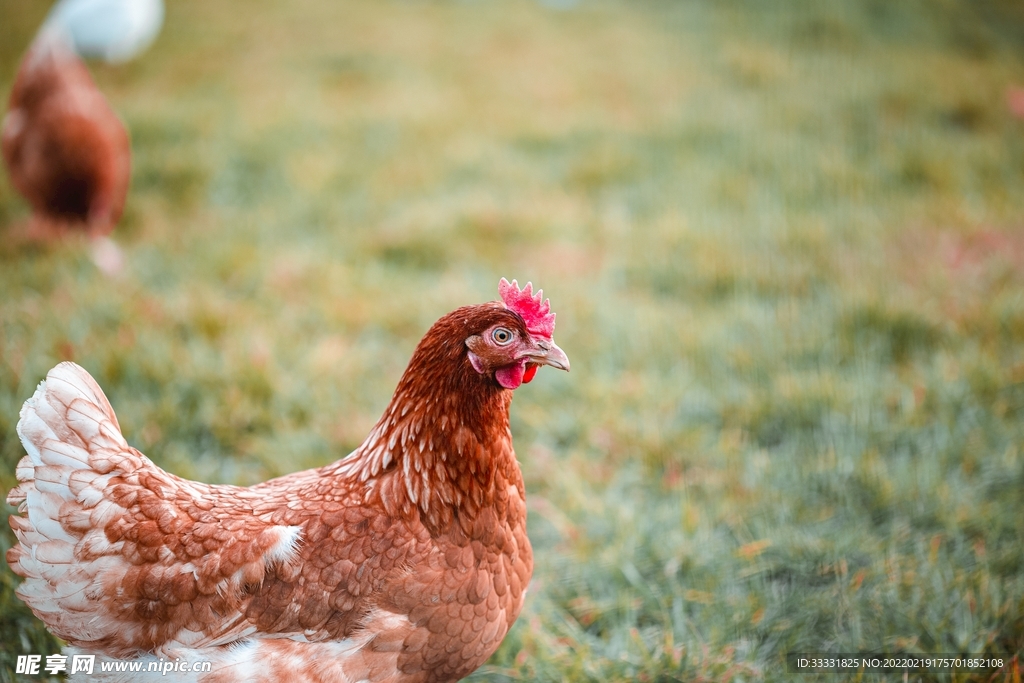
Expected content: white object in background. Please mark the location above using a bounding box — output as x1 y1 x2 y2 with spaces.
89 235 125 277
43 0 164 63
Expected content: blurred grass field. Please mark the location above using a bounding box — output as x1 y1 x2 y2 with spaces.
3 0 1024 680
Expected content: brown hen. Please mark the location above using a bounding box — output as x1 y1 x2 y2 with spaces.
7 278 569 683
2 26 130 244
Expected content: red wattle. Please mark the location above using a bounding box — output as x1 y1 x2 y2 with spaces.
495 363 526 389
522 365 538 383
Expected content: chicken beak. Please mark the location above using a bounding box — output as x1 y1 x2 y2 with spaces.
520 339 570 372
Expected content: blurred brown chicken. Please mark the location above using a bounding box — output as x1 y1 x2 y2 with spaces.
2 26 130 253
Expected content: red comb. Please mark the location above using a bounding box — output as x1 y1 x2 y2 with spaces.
499 278 555 339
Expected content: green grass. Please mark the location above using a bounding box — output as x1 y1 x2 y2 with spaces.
2 0 1024 681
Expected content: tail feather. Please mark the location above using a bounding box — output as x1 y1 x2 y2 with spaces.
9 362 121 513
20 361 122 444
7 362 304 657
7 362 133 638
26 503 75 544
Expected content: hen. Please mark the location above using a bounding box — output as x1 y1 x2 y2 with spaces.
1 23 130 270
7 278 569 683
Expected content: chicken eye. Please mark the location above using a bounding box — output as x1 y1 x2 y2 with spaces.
491 327 514 345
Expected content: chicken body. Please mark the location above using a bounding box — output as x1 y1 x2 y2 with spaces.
7 288 569 683
1 27 130 240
